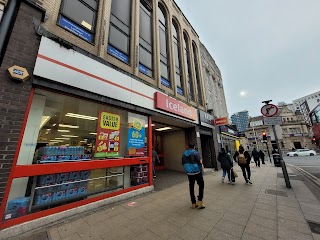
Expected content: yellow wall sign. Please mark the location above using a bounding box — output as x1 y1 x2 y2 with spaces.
7 65 29 82
100 112 120 130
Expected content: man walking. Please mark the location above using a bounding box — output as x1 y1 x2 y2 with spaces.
259 149 265 165
252 148 260 167
182 143 205 209
234 146 252 185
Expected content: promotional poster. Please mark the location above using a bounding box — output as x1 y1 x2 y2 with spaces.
127 113 146 156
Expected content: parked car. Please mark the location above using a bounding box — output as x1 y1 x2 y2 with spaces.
287 149 317 157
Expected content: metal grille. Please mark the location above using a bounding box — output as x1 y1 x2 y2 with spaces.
265 189 288 197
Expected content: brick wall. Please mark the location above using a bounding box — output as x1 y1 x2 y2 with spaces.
0 1 43 208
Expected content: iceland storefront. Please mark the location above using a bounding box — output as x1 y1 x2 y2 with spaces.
0 37 198 230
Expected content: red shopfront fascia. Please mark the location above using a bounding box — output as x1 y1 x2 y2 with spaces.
0 88 154 230
154 92 197 121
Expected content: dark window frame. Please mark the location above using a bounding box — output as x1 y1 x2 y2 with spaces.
58 0 99 44
172 20 183 95
139 1 154 78
183 32 194 101
108 0 132 64
158 4 170 88
192 42 203 106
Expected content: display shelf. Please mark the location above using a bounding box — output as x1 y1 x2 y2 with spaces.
31 185 124 211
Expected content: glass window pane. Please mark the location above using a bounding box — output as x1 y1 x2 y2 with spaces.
139 46 153 70
139 6 152 44
83 0 97 10
111 0 131 27
109 25 129 54
16 89 149 166
158 6 166 26
160 62 168 80
159 28 167 57
62 0 95 30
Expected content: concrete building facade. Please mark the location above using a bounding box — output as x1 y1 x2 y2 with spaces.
0 0 228 231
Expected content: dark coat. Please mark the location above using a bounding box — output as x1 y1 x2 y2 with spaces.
259 150 265 158
252 149 260 158
218 152 233 169
233 151 251 165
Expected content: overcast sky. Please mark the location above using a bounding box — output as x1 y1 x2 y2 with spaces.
175 0 320 117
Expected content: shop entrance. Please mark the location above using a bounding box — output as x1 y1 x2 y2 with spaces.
153 133 165 170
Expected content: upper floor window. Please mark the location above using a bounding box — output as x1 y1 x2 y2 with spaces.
108 0 132 64
58 0 99 43
158 5 170 88
183 33 194 101
172 20 183 96
192 42 202 105
139 0 153 78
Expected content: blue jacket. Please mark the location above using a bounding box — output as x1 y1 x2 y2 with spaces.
182 149 201 174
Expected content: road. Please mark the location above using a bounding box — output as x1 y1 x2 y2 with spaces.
283 155 320 179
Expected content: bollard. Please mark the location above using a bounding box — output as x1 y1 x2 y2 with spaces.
280 159 291 188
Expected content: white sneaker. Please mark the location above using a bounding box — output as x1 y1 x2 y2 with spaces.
248 179 252 185
221 177 225 183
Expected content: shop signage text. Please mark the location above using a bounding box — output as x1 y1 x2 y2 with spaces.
127 113 146 156
199 110 215 128
7 65 29 82
214 117 228 126
220 125 238 137
155 92 197 121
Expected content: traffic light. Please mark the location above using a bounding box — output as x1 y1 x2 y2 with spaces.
262 132 267 141
312 136 316 144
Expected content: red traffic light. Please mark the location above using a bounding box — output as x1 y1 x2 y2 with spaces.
262 132 266 136
262 132 267 141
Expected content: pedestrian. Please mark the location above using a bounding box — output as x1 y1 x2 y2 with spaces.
182 143 205 209
218 148 233 184
234 145 252 185
252 148 260 167
259 150 265 165
152 147 160 178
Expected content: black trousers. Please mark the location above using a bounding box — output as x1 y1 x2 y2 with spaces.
239 164 251 181
261 157 265 164
187 172 204 204
254 157 260 167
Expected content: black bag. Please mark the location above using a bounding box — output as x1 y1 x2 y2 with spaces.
230 169 236 183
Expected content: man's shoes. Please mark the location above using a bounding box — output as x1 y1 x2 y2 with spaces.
153 175 156 178
196 201 205 209
191 203 197 209
221 177 225 183
247 179 253 184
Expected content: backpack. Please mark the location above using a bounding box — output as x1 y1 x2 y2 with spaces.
182 150 201 174
238 153 247 164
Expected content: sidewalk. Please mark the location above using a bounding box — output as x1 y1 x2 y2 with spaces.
5 162 320 240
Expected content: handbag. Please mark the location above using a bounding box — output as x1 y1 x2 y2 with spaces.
232 168 238 178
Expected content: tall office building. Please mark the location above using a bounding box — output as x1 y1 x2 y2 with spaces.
231 110 249 133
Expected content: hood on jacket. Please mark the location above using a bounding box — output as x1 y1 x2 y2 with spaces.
184 149 196 157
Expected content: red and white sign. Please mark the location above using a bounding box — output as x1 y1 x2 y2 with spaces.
261 104 278 117
214 117 229 126
154 92 197 121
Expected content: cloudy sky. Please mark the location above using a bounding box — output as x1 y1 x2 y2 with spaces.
175 0 320 117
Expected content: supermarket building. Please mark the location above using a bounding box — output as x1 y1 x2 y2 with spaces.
0 0 228 232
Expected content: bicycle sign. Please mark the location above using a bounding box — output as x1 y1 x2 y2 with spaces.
261 104 278 117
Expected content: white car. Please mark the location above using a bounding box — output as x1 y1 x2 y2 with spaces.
287 149 317 157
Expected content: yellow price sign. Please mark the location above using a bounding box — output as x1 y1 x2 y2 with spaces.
100 112 120 130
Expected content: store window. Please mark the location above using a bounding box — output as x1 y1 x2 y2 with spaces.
183 32 194 101
108 0 132 64
139 0 153 78
3 89 150 221
192 42 203 106
58 0 98 43
158 4 170 88
172 20 183 95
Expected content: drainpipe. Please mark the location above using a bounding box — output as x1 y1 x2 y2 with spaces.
0 0 22 65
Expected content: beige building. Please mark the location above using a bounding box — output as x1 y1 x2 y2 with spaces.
243 105 313 155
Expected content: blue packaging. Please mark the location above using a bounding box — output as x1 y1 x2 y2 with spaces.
34 193 52 205
77 186 87 195
60 182 74 191
52 190 66 201
80 170 90 180
4 197 30 220
69 171 81 181
35 185 56 195
57 155 71 161
76 181 88 188
37 174 56 186
70 155 81 160
81 154 91 160
66 188 78 198
56 172 69 182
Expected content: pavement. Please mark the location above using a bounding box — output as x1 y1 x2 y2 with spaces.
4 162 320 240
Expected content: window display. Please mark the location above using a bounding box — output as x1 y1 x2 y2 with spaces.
3 89 151 222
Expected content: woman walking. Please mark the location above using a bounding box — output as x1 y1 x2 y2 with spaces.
233 146 252 185
218 148 233 184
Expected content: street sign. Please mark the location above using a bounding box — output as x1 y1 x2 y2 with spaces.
214 117 228 126
261 104 278 117
263 116 282 126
